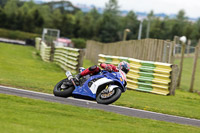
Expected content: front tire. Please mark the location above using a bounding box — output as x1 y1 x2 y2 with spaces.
96 87 121 104
53 79 75 98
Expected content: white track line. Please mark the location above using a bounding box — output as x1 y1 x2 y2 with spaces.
0 85 200 122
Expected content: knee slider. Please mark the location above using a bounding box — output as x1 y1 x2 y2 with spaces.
89 65 97 71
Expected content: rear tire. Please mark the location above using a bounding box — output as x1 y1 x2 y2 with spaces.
53 79 75 98
96 87 121 104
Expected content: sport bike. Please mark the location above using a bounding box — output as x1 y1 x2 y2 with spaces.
53 68 127 104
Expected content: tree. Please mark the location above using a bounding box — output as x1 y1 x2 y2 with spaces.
59 14 75 37
76 8 101 39
0 0 7 7
39 5 52 27
51 9 62 29
104 0 119 14
98 0 120 42
33 9 44 27
146 10 154 38
78 14 93 38
18 2 30 15
121 11 139 40
88 8 101 39
73 11 84 38
176 10 187 21
171 10 188 37
4 0 18 16
149 18 164 39
183 22 194 40
0 7 6 27
15 10 24 30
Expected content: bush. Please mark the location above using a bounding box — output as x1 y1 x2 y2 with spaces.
0 28 40 40
71 38 86 49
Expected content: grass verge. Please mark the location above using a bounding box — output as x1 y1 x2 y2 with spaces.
0 42 200 119
174 58 200 91
0 94 200 133
0 42 66 93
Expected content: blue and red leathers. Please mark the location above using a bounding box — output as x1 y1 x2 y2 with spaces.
80 63 118 77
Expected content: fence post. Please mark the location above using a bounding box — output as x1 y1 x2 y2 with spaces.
170 65 179 95
187 40 191 57
123 29 130 41
173 36 179 44
39 39 42 51
77 49 85 71
50 41 55 62
168 41 175 64
162 41 167 62
177 42 186 88
189 46 199 92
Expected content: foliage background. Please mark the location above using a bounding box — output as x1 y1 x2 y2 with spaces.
0 0 200 45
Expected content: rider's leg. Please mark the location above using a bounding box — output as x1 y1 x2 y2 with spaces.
61 65 101 88
76 65 101 80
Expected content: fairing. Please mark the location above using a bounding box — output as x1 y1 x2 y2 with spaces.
72 70 126 99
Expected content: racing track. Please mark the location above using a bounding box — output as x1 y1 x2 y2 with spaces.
0 85 200 127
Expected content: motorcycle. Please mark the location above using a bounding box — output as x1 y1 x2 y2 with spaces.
53 67 127 104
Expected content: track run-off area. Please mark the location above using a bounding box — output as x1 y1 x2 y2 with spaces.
0 85 200 127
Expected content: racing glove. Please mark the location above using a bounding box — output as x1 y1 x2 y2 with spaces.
105 65 112 72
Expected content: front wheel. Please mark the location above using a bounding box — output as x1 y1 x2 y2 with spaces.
96 87 122 104
53 79 75 98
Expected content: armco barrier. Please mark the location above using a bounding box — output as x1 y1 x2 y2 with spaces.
98 54 178 95
35 38 84 74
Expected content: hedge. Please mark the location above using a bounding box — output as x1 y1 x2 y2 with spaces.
0 28 40 40
71 38 86 49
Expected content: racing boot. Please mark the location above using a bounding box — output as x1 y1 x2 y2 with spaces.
75 73 82 82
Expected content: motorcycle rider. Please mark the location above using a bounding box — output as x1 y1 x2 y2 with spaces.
61 61 130 88
76 61 130 80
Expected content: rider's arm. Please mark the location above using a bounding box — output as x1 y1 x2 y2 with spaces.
100 63 118 72
100 63 107 69
100 63 112 72
109 64 118 72
80 65 100 76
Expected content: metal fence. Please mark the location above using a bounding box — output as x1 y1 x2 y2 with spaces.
174 44 196 58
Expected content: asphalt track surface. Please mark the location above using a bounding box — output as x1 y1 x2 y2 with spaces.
0 85 200 127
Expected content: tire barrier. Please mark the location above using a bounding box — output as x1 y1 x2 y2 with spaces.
35 37 41 50
40 41 50 62
35 38 84 74
98 54 178 95
54 47 81 74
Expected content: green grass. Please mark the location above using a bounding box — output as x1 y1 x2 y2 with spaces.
0 43 93 93
0 42 200 119
0 94 200 133
115 89 200 119
175 58 200 91
83 58 95 68
0 43 66 93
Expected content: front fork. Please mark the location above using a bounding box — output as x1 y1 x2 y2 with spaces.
65 71 78 89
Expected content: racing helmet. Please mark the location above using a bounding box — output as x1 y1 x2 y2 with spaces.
118 61 130 74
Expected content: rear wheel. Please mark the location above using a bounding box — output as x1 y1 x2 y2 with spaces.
96 86 121 104
53 79 75 98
